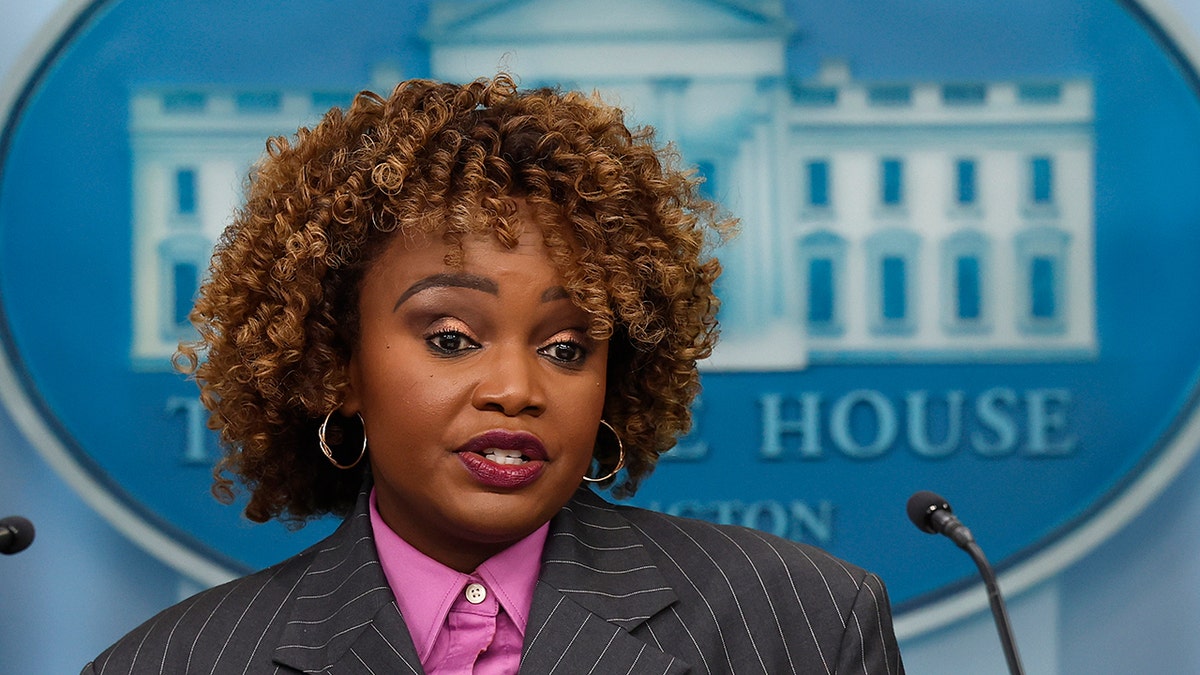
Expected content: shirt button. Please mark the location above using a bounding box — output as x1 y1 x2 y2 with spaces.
464 582 487 604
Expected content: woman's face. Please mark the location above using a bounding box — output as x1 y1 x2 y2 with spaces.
342 216 608 572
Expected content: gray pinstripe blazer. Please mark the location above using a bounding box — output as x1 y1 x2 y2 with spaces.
84 485 904 674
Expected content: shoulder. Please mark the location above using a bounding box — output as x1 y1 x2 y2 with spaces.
605 499 893 636
570 496 904 672
616 501 874 590
82 540 324 674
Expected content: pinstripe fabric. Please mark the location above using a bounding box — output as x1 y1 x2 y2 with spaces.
83 489 423 675
523 490 904 675
83 486 903 674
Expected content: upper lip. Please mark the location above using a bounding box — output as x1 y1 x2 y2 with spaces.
456 430 548 461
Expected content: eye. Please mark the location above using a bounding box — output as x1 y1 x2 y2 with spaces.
539 339 588 365
427 330 480 355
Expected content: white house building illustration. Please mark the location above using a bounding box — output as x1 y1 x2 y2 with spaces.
129 0 1096 371
128 83 369 368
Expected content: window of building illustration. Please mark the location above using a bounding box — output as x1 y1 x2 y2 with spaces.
158 233 210 341
805 159 831 210
956 257 982 319
1019 83 1062 104
798 231 846 336
882 257 907 319
1030 257 1057 318
955 159 977 207
175 168 197 216
1015 227 1070 334
868 85 912 106
792 85 838 107
881 158 904 207
161 91 206 113
866 229 920 335
941 230 991 332
172 262 199 326
810 259 835 321
1030 155 1055 206
942 84 987 106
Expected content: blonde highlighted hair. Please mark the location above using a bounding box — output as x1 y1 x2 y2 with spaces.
178 74 734 523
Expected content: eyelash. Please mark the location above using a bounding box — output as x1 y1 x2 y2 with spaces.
538 338 589 366
426 330 480 355
423 328 589 366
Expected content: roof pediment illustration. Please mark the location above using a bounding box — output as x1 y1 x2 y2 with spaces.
422 0 791 43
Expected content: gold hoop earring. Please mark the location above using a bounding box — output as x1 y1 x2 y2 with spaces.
582 419 626 483
319 411 367 470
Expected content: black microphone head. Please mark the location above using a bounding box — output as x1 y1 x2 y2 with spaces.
907 491 952 534
0 515 35 554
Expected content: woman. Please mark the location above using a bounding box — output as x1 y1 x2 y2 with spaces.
85 75 904 674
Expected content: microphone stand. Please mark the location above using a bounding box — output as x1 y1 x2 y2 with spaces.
907 491 1026 675
963 540 1025 675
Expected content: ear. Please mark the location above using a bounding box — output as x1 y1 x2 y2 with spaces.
339 355 363 415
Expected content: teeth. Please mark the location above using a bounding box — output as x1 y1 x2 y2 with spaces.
483 448 528 465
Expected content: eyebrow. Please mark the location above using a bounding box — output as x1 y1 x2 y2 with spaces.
393 273 498 311
540 286 570 303
392 273 571 311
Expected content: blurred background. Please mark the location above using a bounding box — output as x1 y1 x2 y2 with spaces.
3 1 1200 672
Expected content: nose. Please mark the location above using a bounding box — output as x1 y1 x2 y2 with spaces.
470 346 547 417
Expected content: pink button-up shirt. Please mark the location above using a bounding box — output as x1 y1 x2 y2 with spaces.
370 490 548 674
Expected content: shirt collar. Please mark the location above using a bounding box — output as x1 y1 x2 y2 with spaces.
368 488 549 659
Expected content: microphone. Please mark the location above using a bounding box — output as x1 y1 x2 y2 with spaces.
0 516 35 555
906 490 975 548
906 491 1025 675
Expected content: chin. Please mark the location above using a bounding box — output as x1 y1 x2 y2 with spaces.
453 495 558 537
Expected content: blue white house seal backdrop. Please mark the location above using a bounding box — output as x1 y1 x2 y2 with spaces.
4 0 1200 668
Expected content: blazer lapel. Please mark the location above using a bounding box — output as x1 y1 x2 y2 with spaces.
273 487 425 674
521 489 690 674
272 486 688 673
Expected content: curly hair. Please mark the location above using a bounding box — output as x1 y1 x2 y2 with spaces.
178 74 734 524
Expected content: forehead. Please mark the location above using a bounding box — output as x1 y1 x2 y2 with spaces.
364 224 583 322
383 196 582 264
371 219 559 279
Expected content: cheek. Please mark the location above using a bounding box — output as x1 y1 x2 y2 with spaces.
565 381 608 452
402 386 461 424
354 353 419 416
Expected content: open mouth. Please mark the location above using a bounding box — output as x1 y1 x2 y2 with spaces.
480 448 530 465
457 431 547 489
458 429 547 463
